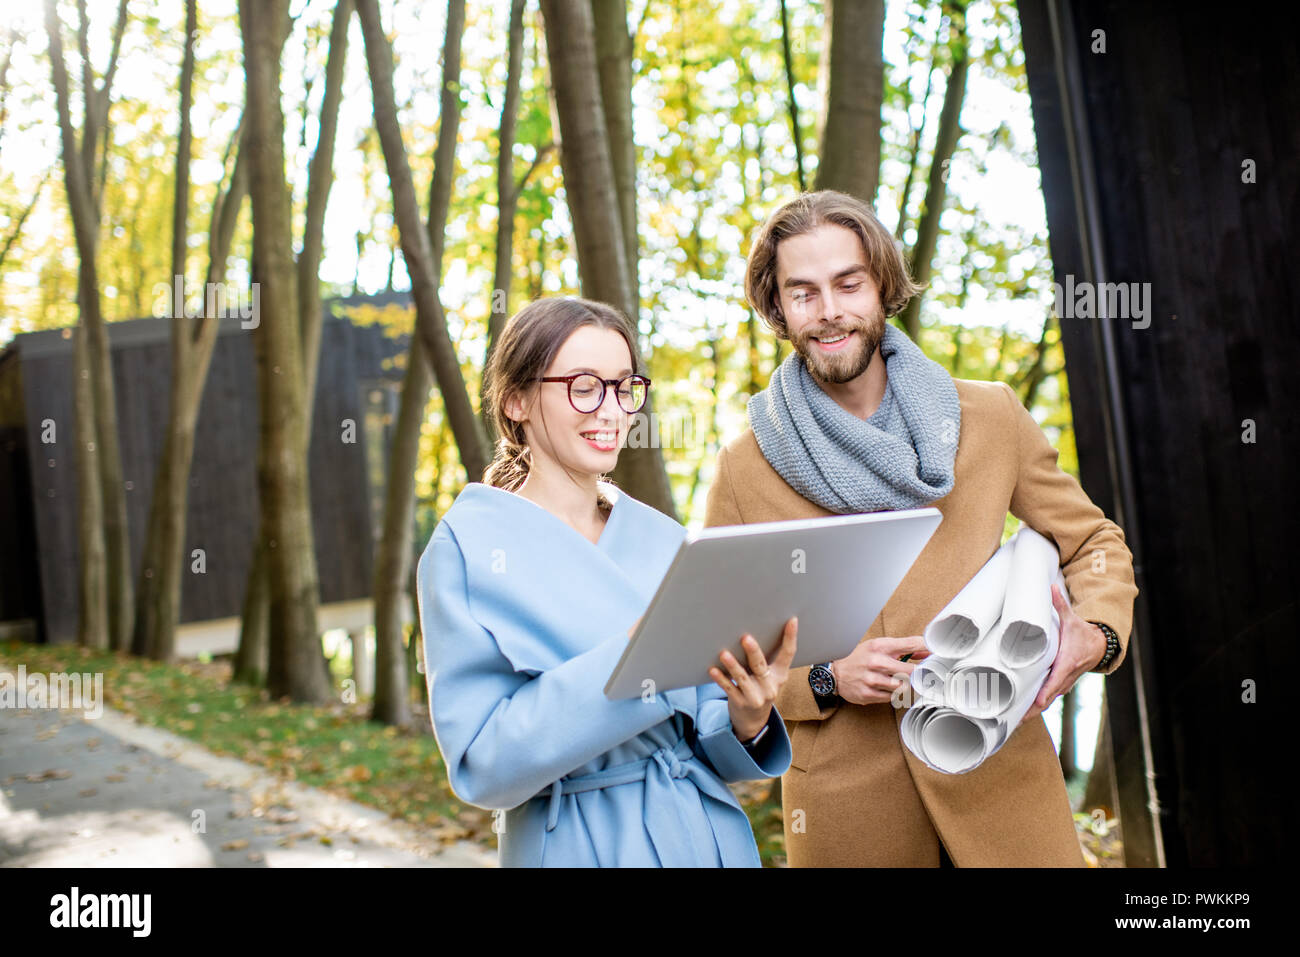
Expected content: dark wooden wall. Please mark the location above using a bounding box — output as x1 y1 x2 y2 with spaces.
3 310 406 645
1020 0 1298 866
0 353 41 626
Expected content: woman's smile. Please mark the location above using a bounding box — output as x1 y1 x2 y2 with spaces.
579 427 619 452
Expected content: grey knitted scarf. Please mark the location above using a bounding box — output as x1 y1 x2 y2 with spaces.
747 323 961 514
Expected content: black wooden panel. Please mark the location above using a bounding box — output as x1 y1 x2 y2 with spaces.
7 306 407 645
1020 0 1299 866
19 344 80 645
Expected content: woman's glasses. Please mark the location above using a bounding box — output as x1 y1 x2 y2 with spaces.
538 373 651 414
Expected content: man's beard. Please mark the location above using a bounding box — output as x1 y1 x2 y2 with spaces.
789 304 886 384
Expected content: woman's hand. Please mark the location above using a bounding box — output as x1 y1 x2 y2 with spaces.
709 617 798 742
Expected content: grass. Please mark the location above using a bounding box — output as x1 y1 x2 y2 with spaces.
8 639 1110 867
0 639 789 864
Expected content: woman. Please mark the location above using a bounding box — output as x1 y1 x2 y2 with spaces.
416 296 797 867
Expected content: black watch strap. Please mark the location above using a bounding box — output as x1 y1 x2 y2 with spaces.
809 662 841 708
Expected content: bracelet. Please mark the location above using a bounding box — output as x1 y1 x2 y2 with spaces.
741 722 771 751
1090 621 1120 671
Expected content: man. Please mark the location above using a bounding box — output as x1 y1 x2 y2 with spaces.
703 190 1138 867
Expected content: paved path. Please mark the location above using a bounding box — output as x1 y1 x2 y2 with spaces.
0 703 495 868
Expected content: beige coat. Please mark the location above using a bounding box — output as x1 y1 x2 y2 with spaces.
703 378 1138 867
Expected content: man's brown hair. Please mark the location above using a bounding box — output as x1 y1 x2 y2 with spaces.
744 190 923 339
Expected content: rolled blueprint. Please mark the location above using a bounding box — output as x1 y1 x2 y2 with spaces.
903 525 1073 774
920 710 999 774
944 606 1018 719
996 527 1065 669
908 655 954 706
900 705 942 771
923 537 1015 658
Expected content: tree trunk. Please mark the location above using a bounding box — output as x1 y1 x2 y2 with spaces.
813 0 885 203
236 1 347 685
1083 688 1119 816
778 0 806 192
239 0 330 704
485 0 528 381
234 532 270 686
899 3 968 340
73 321 107 649
894 24 942 241
1018 314 1057 409
1059 686 1079 781
357 0 489 484
371 337 431 727
134 0 200 663
369 0 466 729
299 0 353 421
592 0 637 290
137 136 246 663
539 0 676 519
44 0 134 654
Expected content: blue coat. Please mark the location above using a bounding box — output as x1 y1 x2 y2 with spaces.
416 481 791 867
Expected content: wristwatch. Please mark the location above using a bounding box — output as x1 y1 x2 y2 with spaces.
1090 621 1120 671
809 661 841 709
741 722 771 751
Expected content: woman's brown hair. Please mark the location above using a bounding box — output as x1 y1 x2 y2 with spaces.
744 189 923 338
482 296 640 493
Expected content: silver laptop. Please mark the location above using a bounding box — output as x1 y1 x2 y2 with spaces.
604 508 942 699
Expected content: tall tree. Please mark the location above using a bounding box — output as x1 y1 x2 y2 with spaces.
238 0 331 703
1084 689 1118 815
894 16 944 241
813 0 885 203
44 0 132 652
592 0 637 292
485 0 552 384
539 0 676 518
485 0 527 370
300 0 353 417
233 0 352 687
357 0 489 484
366 0 467 728
778 0 806 192
898 1 969 340
133 0 212 662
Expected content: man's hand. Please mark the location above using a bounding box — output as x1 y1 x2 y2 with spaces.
1021 584 1107 725
833 635 929 706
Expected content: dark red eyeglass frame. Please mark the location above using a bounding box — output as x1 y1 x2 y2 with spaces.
537 373 651 413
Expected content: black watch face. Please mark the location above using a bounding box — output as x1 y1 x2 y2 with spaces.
810 666 835 696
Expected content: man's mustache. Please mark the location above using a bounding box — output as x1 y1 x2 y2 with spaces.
799 321 869 340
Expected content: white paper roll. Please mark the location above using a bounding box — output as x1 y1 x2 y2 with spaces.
989 577 1068 732
909 656 954 706
903 525 1077 774
996 527 1063 669
923 538 1015 658
942 607 1020 718
920 710 998 773
900 705 941 770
